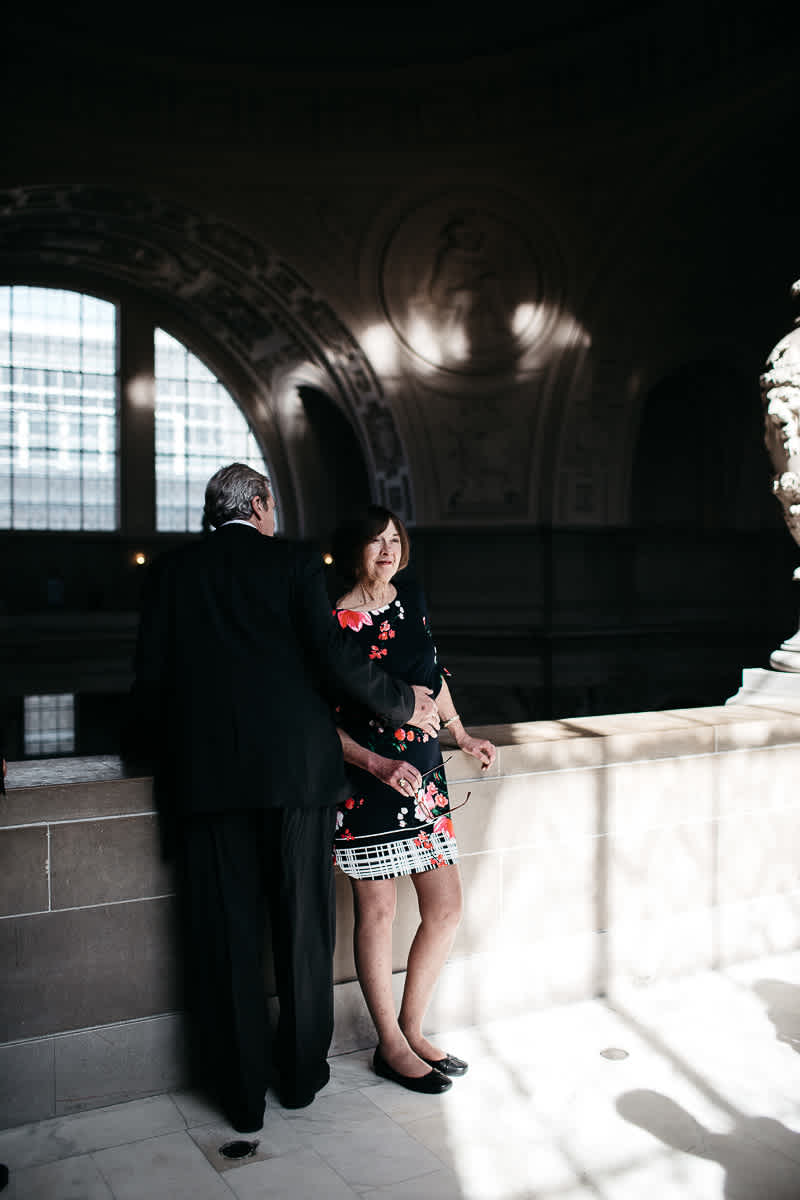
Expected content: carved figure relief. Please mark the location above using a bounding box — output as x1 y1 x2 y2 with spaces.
762 281 800 557
380 195 555 375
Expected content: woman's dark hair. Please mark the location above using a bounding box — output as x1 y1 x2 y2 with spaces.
331 505 410 584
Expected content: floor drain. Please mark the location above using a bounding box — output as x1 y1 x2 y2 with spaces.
219 1140 259 1160
600 1047 629 1060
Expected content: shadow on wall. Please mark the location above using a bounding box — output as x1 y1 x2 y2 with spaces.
632 360 779 532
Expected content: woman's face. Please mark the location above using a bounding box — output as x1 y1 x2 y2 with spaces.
360 520 402 584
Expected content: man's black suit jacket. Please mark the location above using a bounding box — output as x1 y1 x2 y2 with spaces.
128 523 414 832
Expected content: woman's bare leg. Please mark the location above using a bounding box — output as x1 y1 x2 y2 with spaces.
399 863 463 1061
351 877 430 1077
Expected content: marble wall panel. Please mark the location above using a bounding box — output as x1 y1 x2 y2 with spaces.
0 1038 54 1128
605 822 715 927
715 809 800 905
0 898 179 1041
54 1014 186 1116
1 778 154 829
449 769 600 856
49 816 174 909
606 753 716 835
0 826 49 917
716 744 800 818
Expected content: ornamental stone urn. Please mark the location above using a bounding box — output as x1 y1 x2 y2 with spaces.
762 279 800 674
727 281 800 704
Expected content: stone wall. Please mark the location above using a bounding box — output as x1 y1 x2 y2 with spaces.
2 701 800 1128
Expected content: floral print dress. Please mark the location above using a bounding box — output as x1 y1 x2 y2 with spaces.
333 579 459 880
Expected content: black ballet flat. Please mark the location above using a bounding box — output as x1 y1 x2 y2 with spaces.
372 1049 452 1093
421 1052 469 1077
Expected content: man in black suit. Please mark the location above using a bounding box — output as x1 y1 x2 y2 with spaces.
128 462 438 1131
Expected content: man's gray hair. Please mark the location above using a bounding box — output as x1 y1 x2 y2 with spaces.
204 463 271 529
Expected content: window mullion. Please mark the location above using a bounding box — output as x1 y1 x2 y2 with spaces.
118 299 156 535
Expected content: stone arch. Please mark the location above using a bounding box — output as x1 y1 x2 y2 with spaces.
0 184 413 536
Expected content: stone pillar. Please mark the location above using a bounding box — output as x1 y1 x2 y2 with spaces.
728 280 800 705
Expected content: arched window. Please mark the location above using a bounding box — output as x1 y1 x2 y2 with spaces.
0 286 117 530
155 329 267 531
0 285 273 533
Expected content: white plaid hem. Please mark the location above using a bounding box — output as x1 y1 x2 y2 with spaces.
335 829 459 880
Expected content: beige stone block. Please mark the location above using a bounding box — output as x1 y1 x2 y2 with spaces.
451 852 503 958
706 708 800 751
605 822 714 927
426 933 599 1028
50 815 173 909
499 730 606 775
438 745 501 783
449 769 600 856
717 744 800 817
715 892 800 966
715 810 800 904
2 777 154 828
606 753 716 834
497 840 596 945
562 711 714 763
606 907 716 988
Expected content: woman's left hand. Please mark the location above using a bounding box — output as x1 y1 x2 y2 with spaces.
455 733 496 771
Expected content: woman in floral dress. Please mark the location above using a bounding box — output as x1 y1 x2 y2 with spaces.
330 505 496 1094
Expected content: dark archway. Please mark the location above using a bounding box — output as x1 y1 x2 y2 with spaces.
295 385 372 544
631 360 778 531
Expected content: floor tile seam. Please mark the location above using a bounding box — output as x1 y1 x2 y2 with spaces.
307 1122 452 1194
0 810 158 832
0 890 175 920
86 1128 241 1199
296 1142 368 1197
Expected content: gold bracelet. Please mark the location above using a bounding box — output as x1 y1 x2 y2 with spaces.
441 713 460 728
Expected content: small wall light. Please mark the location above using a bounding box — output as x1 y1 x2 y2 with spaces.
133 552 148 567
323 553 334 566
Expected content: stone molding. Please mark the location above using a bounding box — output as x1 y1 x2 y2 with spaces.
0 184 414 526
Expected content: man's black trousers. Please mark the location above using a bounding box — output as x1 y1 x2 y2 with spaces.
175 805 338 1126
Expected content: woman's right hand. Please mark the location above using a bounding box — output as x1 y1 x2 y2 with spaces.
370 754 422 798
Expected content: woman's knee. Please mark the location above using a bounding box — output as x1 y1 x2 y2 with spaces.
352 879 397 928
415 866 463 928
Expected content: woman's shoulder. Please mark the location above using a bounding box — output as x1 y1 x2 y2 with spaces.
334 586 360 611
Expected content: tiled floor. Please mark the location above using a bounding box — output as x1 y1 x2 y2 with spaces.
2 950 800 1199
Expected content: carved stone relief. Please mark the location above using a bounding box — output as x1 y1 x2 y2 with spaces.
379 193 562 376
762 281 800 557
0 184 413 523
406 379 532 518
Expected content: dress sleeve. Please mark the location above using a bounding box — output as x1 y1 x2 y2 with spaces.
399 578 449 698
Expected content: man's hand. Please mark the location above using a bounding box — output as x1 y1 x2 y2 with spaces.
408 686 440 737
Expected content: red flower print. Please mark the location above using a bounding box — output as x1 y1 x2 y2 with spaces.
414 832 433 850
433 815 454 839
415 782 440 823
337 609 373 632
406 730 415 742
345 797 355 809
430 854 446 868
394 727 406 741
